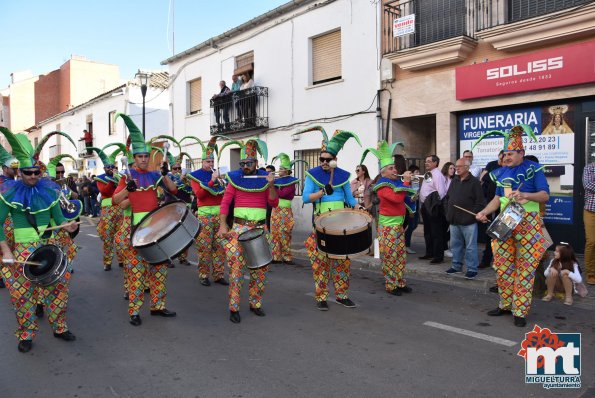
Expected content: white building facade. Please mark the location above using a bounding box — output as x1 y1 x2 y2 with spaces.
162 0 382 233
37 74 170 176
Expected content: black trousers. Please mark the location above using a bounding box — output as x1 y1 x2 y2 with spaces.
421 204 446 260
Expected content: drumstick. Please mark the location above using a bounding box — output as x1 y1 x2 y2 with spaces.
2 259 44 266
453 205 477 217
42 221 82 232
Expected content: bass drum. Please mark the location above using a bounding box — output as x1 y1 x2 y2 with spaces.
314 208 373 259
23 244 69 286
131 201 201 264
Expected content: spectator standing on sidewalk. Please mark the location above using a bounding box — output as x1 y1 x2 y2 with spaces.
463 150 482 178
444 158 485 279
404 164 420 254
583 162 595 285
442 162 456 258
419 155 448 264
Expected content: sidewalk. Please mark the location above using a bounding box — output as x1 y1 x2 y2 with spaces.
290 228 595 311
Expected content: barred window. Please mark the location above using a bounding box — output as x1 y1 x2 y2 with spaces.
293 148 320 196
189 78 202 115
311 29 342 85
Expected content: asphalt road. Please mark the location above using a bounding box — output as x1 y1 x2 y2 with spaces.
0 221 593 398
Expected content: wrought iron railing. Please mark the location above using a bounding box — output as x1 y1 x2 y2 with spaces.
383 0 590 54
78 139 93 158
209 86 268 135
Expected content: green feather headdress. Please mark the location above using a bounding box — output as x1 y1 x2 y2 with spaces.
102 143 128 166
180 136 219 160
86 147 112 167
151 146 175 166
177 152 194 169
116 113 150 154
33 131 76 161
0 144 18 168
218 137 267 162
271 152 310 171
0 127 36 168
293 126 361 156
47 154 77 178
472 124 537 152
360 141 404 169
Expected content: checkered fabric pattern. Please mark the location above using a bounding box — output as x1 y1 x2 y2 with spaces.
125 245 168 316
97 205 124 267
271 207 294 262
378 224 407 291
196 214 225 280
305 232 351 302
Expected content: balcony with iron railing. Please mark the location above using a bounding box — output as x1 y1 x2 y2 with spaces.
209 86 268 136
383 0 593 59
78 139 94 158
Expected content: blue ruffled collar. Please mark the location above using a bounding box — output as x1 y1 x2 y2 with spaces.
0 178 60 214
274 176 299 187
305 166 350 188
188 169 225 195
128 169 162 190
95 173 119 184
490 160 544 188
373 177 416 192
170 173 192 194
226 169 269 192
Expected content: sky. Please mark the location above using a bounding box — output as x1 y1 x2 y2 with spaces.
1 0 288 88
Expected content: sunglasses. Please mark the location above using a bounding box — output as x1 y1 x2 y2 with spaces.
172 167 182 171
239 161 255 168
56 171 65 175
22 169 42 176
319 157 334 163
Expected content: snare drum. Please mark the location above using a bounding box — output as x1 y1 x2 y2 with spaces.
238 228 273 269
131 201 201 264
23 244 69 286
314 208 373 259
487 201 526 241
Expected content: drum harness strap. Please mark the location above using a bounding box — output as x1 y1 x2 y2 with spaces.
24 209 53 240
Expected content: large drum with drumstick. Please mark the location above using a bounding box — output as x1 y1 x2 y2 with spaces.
314 208 373 259
22 244 70 286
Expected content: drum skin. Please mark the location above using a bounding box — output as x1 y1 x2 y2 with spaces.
314 209 373 259
487 201 526 241
131 201 201 264
23 244 69 286
238 228 272 269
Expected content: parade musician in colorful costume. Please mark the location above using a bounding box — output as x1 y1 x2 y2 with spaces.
186 136 228 286
362 141 416 296
217 138 278 324
475 124 550 327
299 126 363 311
0 145 18 289
0 127 78 353
270 153 305 265
112 114 178 326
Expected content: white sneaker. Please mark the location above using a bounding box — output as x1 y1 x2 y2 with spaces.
406 247 416 254
444 250 453 258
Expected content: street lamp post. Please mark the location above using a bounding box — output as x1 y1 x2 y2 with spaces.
135 70 150 138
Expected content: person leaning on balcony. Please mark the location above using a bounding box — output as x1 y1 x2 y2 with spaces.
240 72 255 125
212 81 231 131
81 129 93 155
231 74 243 120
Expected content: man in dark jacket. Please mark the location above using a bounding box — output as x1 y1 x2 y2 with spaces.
444 158 485 279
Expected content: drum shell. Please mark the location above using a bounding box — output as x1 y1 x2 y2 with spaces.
238 228 272 269
486 201 526 241
23 244 69 287
314 209 373 259
132 203 201 264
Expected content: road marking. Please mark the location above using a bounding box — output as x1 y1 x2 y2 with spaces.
87 234 99 238
423 321 517 347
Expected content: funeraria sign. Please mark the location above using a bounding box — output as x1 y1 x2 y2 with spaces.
456 40 595 100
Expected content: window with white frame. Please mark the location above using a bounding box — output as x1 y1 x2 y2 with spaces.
188 78 202 115
311 29 342 85
108 111 117 135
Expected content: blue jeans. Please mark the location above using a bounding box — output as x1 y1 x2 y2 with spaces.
450 223 478 273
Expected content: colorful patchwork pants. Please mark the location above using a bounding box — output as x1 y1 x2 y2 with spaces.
271 207 294 262
49 229 78 265
196 214 225 280
97 205 124 267
224 223 269 312
1 242 71 341
492 212 547 318
115 213 132 293
305 232 351 302
378 224 407 291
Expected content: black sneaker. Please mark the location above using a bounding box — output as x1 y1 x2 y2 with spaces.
489 285 499 293
397 286 412 294
316 301 329 311
513 316 527 327
35 304 44 318
130 315 142 326
200 277 211 286
336 298 356 308
18 340 32 353
487 308 512 316
445 268 461 275
53 330 76 341
230 311 241 323
0 278 5 288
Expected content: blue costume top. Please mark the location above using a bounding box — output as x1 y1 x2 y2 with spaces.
302 166 357 213
95 173 120 185
188 168 225 196
226 168 270 192
492 159 549 212
0 177 60 214
127 169 162 190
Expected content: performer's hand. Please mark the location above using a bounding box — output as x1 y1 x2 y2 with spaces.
356 204 366 211
508 190 528 204
2 252 15 265
161 162 169 176
402 171 413 182
62 221 78 233
476 211 489 223
126 180 137 192
266 172 275 186
217 224 230 238
324 184 334 195
211 170 220 182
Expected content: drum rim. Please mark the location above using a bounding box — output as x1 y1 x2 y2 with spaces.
323 248 370 260
238 227 265 242
131 200 191 247
314 208 372 235
23 244 68 286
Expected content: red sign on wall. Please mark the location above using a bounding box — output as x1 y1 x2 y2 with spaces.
456 40 595 100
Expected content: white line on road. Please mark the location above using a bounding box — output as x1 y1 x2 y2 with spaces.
423 321 517 347
87 234 99 238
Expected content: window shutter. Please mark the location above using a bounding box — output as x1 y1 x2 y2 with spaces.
312 30 342 84
189 78 202 114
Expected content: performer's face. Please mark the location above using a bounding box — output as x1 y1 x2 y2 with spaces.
319 153 334 171
19 167 42 186
278 168 290 177
239 160 256 175
104 166 114 176
503 150 524 167
134 154 150 171
201 158 214 171
172 164 182 174
381 164 397 179
2 165 15 178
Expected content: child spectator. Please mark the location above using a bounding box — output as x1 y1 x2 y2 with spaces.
542 242 582 306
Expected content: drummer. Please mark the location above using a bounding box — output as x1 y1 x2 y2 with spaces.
167 153 194 266
0 127 78 353
362 141 417 296
475 125 550 327
217 138 278 324
300 127 363 311
112 114 179 327
269 153 302 265
0 146 18 289
187 137 228 286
